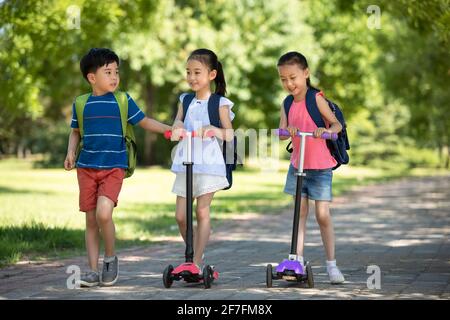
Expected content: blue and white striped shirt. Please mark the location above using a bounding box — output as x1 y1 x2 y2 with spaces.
71 92 145 169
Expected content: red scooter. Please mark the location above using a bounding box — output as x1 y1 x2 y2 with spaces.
162 129 219 289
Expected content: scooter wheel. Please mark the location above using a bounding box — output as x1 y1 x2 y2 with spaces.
203 265 213 289
266 264 273 288
163 265 174 288
306 262 314 288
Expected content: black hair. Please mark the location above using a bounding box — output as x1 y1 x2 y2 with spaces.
277 51 319 90
188 48 227 96
80 48 120 82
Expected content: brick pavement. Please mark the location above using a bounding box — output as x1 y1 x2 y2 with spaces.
1 175 449 300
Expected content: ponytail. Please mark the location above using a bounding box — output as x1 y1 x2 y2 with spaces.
214 61 227 96
188 48 227 96
306 77 319 92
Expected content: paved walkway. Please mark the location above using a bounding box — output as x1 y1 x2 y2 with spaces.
1 175 449 300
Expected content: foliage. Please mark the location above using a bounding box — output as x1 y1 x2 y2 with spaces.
0 0 449 167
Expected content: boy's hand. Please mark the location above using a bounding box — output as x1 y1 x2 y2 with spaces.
287 126 298 137
64 152 75 170
314 127 332 138
171 127 185 141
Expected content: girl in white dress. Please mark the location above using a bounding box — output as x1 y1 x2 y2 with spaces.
170 49 235 271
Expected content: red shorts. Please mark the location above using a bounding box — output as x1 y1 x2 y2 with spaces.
77 168 125 212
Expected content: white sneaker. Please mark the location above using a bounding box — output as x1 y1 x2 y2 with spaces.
327 265 345 284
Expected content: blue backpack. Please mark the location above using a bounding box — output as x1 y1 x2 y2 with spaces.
182 93 237 190
283 88 350 170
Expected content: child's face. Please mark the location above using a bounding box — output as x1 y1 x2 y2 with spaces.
87 62 120 93
186 59 217 92
278 64 309 96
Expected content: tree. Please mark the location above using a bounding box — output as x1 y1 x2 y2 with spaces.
0 0 159 156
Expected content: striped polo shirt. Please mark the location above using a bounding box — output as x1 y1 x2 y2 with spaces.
71 92 145 169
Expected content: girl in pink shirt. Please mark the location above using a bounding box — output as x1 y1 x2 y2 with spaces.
278 51 345 284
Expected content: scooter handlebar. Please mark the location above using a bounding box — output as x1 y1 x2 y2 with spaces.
164 130 173 140
276 128 338 140
164 130 215 140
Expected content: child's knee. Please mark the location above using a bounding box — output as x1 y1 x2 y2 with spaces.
86 213 98 229
196 207 210 221
96 210 113 225
316 211 331 227
300 207 309 219
175 212 186 225
297 198 309 218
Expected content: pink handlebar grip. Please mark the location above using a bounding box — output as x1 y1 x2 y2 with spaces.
164 130 172 140
164 130 215 140
276 129 338 140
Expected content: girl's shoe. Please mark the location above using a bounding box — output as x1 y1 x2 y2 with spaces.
327 265 345 284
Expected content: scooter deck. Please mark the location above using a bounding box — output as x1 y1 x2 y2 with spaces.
171 262 219 283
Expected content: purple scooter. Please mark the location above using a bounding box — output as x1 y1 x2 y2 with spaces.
266 128 338 288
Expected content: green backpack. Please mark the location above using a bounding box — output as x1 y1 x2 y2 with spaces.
74 91 137 178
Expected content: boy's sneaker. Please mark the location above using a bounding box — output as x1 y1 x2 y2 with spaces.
327 265 345 284
101 256 119 286
77 271 100 287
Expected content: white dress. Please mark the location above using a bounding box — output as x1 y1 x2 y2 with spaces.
171 93 235 198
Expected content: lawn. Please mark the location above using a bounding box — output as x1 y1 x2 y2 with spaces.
0 158 447 267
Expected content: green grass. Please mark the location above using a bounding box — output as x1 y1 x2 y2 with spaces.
0 157 448 267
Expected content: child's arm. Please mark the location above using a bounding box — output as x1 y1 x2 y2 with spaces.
125 93 171 134
314 95 342 138
170 103 185 141
201 105 234 141
64 128 80 171
279 103 292 140
172 103 184 129
138 117 172 134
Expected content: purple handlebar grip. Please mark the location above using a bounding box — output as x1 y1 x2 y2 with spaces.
276 129 337 140
276 129 290 136
321 132 338 140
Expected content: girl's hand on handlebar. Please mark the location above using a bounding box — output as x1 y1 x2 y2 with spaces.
314 127 332 138
287 126 298 137
198 125 216 138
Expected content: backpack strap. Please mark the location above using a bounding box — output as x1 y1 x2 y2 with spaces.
305 88 326 128
113 91 129 137
74 93 91 138
282 95 294 153
181 93 195 122
207 93 221 128
181 93 222 128
283 95 294 125
74 92 129 138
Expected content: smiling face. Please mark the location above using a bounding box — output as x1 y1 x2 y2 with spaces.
186 59 217 93
278 63 309 97
87 61 120 95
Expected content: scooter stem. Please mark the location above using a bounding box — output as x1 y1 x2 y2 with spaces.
184 132 194 263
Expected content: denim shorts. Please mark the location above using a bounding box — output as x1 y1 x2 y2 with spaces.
283 164 333 201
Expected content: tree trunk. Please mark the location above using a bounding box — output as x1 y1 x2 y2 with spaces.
142 81 156 165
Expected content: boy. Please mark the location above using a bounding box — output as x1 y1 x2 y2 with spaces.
64 48 171 287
